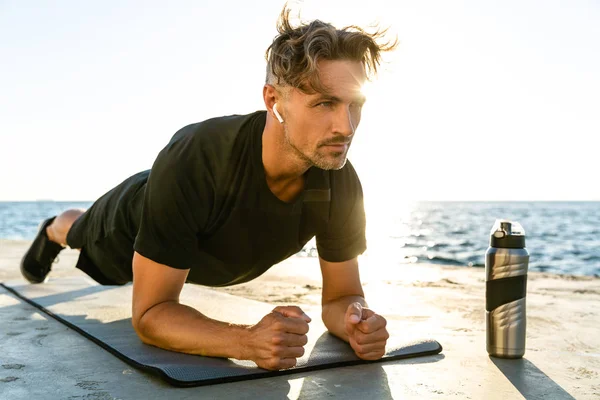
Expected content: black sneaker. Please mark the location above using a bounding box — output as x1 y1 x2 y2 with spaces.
20 217 64 283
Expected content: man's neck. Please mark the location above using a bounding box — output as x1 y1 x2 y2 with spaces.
261 118 309 203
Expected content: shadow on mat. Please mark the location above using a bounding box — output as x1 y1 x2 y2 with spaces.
0 282 115 310
491 357 576 400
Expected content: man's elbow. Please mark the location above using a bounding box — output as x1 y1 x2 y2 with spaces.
131 309 155 345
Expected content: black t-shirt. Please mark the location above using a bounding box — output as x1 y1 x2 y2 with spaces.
131 110 366 286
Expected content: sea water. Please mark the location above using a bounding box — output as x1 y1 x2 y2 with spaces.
1 201 598 276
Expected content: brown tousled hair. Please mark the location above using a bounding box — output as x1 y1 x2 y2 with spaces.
265 6 398 94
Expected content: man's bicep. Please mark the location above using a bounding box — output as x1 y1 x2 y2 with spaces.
131 251 189 329
319 257 364 304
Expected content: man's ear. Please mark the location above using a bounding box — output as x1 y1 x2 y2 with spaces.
263 84 278 111
263 84 283 123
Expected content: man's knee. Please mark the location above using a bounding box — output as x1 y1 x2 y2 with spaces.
48 208 86 246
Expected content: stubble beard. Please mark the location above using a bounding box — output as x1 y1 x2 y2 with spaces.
283 124 347 170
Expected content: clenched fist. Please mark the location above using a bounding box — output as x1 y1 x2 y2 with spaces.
345 302 389 360
245 306 311 370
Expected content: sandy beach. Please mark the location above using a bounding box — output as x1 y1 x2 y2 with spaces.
1 239 599 399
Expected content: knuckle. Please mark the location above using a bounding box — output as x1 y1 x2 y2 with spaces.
272 320 284 331
271 346 284 357
300 335 308 346
271 334 284 345
298 347 306 357
265 313 277 323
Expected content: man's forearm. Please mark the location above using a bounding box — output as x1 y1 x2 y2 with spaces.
321 295 367 341
135 301 249 359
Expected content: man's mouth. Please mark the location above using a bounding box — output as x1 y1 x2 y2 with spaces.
322 143 349 152
322 141 350 147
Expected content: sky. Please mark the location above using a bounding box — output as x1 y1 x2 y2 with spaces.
1 0 599 203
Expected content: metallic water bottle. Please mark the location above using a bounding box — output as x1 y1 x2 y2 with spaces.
485 219 529 358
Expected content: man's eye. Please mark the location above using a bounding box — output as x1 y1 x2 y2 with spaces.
317 101 333 108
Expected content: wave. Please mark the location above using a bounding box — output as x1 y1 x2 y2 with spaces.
429 243 449 249
421 255 465 266
401 242 427 248
582 255 600 262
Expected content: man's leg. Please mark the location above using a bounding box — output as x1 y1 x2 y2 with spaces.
22 170 150 284
20 208 86 283
45 208 86 248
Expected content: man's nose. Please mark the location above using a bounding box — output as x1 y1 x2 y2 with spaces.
335 106 356 137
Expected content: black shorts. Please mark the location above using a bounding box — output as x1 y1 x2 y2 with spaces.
66 171 148 285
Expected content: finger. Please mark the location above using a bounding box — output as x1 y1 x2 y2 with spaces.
280 317 310 335
273 305 312 322
360 308 376 320
281 345 305 359
261 357 297 371
277 357 298 370
352 340 388 356
356 314 387 334
345 302 363 334
355 349 386 361
272 332 308 347
353 328 390 345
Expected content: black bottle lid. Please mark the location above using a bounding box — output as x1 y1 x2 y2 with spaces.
489 220 526 249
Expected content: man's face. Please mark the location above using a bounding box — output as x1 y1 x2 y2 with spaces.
279 60 367 170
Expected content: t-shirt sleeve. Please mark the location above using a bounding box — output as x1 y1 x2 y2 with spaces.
133 126 213 270
315 162 367 262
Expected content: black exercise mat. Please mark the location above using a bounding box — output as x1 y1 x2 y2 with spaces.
1 277 442 387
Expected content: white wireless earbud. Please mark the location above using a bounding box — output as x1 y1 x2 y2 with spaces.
273 103 284 124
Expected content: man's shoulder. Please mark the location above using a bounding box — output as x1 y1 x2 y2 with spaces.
152 111 265 188
170 111 265 147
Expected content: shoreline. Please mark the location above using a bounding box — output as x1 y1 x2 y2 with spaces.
2 239 598 281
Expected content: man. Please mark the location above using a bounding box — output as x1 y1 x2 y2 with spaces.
20 8 397 371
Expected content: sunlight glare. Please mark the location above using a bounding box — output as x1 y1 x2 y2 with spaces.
294 0 390 28
363 199 418 272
